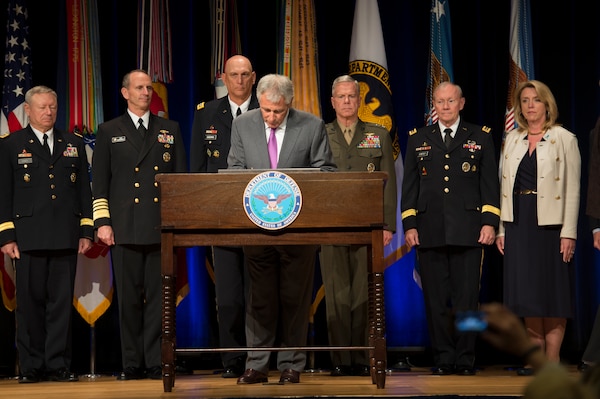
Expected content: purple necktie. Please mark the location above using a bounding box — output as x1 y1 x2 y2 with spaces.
268 127 278 169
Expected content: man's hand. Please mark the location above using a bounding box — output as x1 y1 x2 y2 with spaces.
97 225 115 246
383 230 393 246
78 238 93 254
1 241 20 260
404 228 419 248
478 225 496 246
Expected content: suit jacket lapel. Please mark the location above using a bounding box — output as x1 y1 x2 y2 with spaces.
278 110 300 167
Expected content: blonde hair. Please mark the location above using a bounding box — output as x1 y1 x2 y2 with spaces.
513 80 560 133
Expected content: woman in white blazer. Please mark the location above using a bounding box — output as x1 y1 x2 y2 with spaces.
496 80 581 375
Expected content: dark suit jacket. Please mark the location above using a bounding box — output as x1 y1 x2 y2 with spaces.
401 121 500 248
190 95 259 173
227 107 336 171
587 117 600 226
0 127 93 251
91 113 187 245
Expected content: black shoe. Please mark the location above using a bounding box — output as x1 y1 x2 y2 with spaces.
516 367 534 376
19 369 41 384
578 362 590 372
330 365 352 377
222 366 243 378
455 366 476 376
279 368 300 383
431 365 454 375
116 367 146 380
352 364 371 376
146 366 162 380
45 368 79 382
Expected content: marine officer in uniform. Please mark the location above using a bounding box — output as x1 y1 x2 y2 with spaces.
92 69 187 380
0 85 93 383
401 81 500 376
319 75 396 377
190 55 258 378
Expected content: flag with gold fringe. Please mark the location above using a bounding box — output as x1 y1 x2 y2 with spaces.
504 0 534 138
65 0 114 326
277 0 321 117
350 0 428 348
137 0 188 305
425 0 454 126
210 0 241 99
349 0 403 268
0 0 32 312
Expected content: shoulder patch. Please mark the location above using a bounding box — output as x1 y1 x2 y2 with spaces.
0 132 9 139
409 128 417 136
196 102 205 111
482 126 491 133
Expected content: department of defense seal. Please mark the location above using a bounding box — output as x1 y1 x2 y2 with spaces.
243 171 302 230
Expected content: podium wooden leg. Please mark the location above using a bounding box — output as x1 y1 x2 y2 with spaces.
368 271 387 388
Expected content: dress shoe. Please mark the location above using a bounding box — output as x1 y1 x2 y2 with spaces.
330 365 352 377
578 362 590 372
18 370 41 384
146 366 162 380
116 367 146 380
236 368 268 384
455 366 476 376
279 368 300 383
431 365 454 375
516 367 534 376
352 364 371 377
45 368 79 382
221 365 244 378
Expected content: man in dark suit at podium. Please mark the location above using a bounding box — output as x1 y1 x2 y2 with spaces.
190 55 259 378
228 73 336 385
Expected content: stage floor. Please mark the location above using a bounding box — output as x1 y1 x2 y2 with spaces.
0 364 584 399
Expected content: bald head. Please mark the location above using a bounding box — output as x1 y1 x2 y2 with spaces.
223 55 256 104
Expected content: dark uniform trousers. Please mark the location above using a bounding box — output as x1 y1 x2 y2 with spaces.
16 251 77 373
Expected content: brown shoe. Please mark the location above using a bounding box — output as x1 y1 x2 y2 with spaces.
279 368 300 383
236 369 268 384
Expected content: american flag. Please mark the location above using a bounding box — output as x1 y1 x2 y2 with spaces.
1 0 31 311
1 0 32 136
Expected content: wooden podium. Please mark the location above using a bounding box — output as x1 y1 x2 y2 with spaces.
156 171 388 392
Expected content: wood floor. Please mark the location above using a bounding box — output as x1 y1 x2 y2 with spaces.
0 364 584 398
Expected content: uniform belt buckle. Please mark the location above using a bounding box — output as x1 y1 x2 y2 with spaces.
516 189 537 195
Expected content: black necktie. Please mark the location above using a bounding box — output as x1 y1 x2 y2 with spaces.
42 133 51 156
138 118 146 137
444 128 453 148
236 107 242 117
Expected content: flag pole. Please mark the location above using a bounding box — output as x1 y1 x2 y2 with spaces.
84 322 101 379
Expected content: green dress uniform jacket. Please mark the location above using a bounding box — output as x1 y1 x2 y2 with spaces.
326 120 397 230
